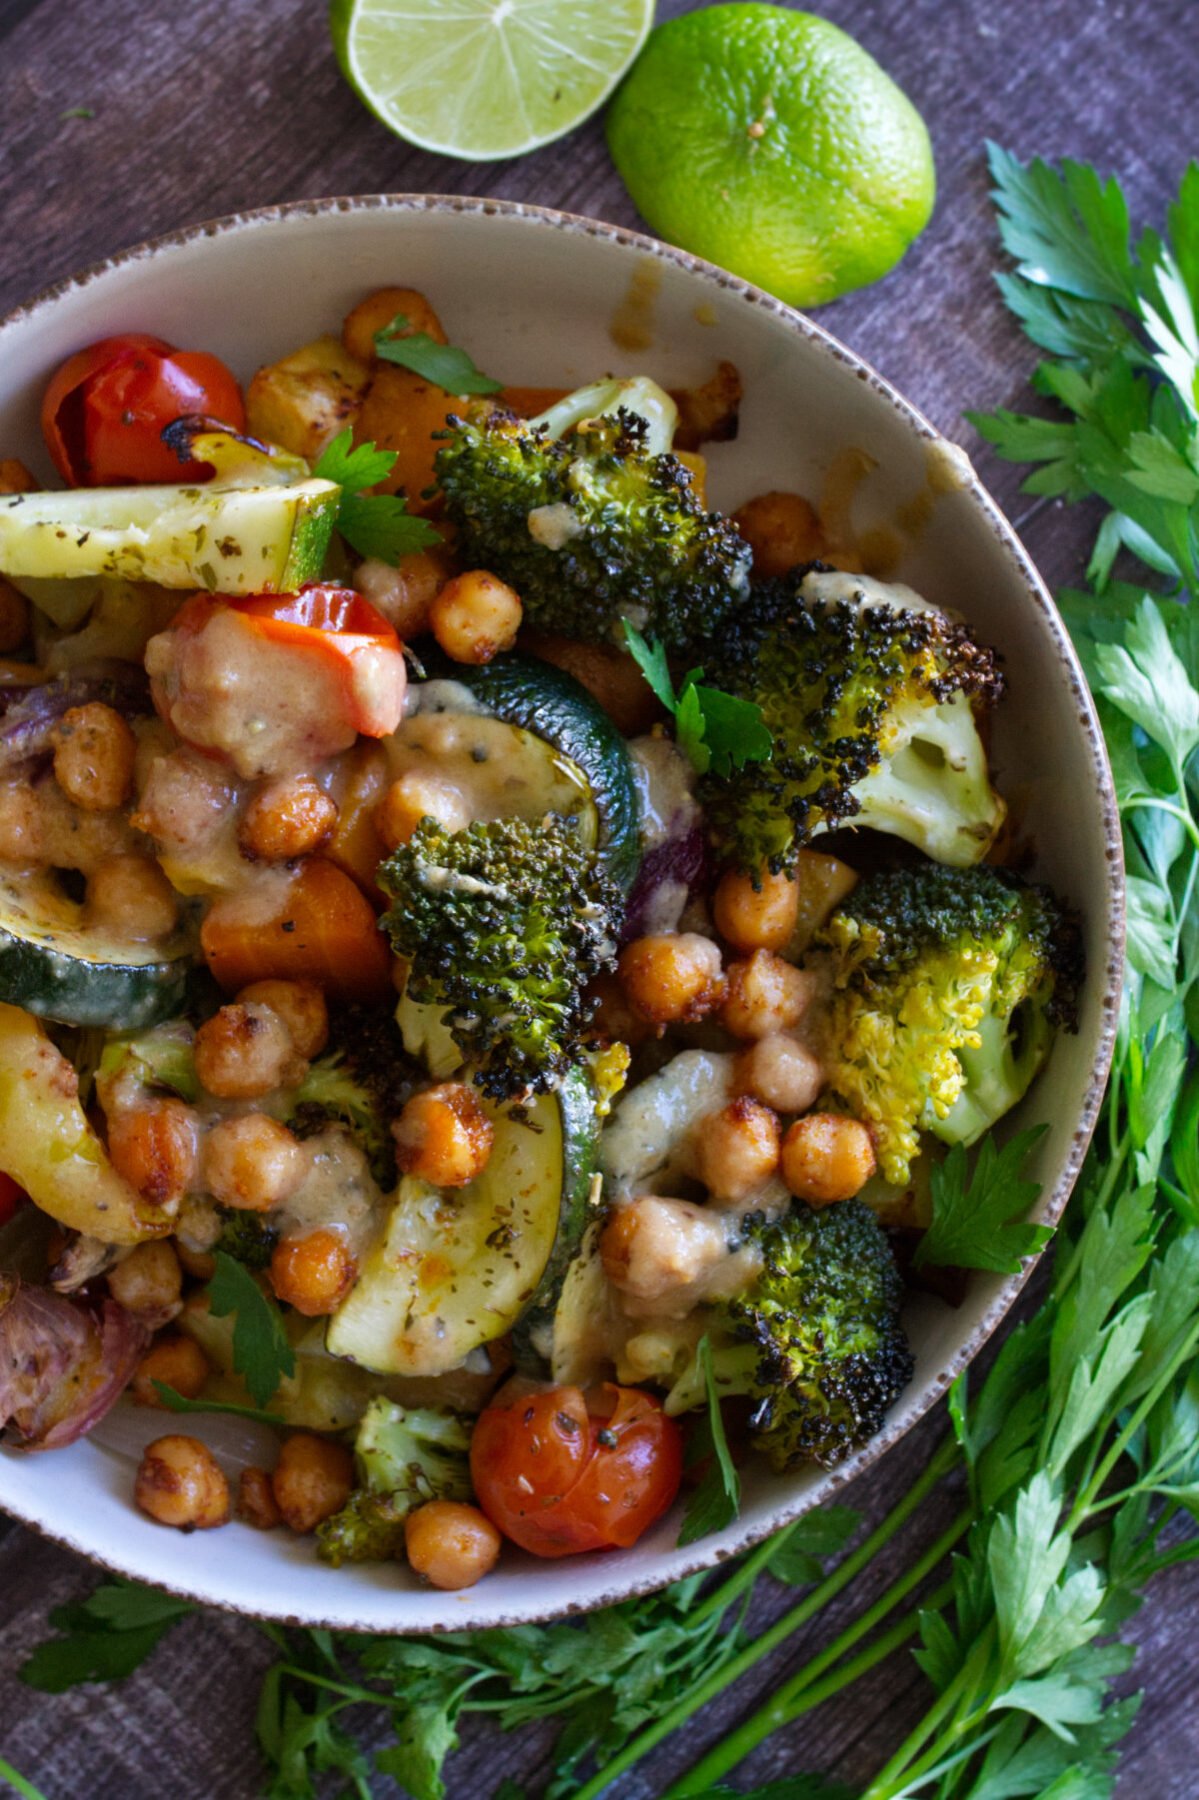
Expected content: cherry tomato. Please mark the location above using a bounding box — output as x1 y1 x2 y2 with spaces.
41 333 245 486
0 1171 27 1227
470 1383 683 1558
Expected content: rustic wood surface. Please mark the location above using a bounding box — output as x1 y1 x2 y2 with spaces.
1 0 1198 1794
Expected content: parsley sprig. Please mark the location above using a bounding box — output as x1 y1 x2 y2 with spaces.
206 1249 295 1411
374 314 502 396
623 620 772 776
313 428 441 564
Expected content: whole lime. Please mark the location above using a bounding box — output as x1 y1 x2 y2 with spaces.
606 5 935 308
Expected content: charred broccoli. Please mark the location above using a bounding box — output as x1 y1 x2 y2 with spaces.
286 1004 419 1186
434 376 752 653
317 1397 472 1565
379 813 621 1100
700 566 1006 875
812 864 1083 1185
669 1199 912 1470
213 1209 279 1271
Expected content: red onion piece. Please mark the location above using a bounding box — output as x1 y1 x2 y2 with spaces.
0 1274 148 1451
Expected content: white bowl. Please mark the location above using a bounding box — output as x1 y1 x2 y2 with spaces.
0 196 1122 1631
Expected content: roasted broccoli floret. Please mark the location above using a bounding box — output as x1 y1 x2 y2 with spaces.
434 376 752 652
668 1199 913 1470
214 1208 279 1271
700 566 1006 875
317 1397 472 1566
286 1004 419 1186
812 864 1083 1185
379 814 621 1100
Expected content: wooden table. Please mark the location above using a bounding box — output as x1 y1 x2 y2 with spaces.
1 1 1197 1793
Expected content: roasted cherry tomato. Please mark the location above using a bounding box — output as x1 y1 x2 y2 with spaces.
470 1383 683 1558
147 586 407 776
0 1170 25 1227
41 333 245 486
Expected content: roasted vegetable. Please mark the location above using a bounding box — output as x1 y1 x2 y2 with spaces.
0 1275 147 1449
316 1396 472 1565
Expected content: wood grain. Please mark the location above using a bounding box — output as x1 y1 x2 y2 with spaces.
1 1 1198 1794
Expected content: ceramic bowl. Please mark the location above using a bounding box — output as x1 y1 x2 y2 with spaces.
0 196 1122 1631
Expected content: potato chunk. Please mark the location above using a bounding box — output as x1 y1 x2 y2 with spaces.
245 334 370 461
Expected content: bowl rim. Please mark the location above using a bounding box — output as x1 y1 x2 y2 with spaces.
0 191 1125 1631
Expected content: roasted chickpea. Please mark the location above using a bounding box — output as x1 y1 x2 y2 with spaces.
429 570 522 665
194 1001 305 1100
393 1083 494 1187
586 971 654 1048
236 979 329 1060
617 933 724 1027
86 855 178 942
0 578 29 655
129 1334 210 1407
375 771 470 851
720 951 815 1041
135 1434 229 1530
713 866 800 954
271 1433 354 1533
203 1114 308 1213
355 547 450 639
733 490 825 578
237 1466 282 1530
695 1097 781 1203
52 702 137 811
106 1240 183 1320
174 1239 216 1282
781 1113 877 1206
405 1500 502 1590
0 780 37 860
734 1033 825 1115
269 1229 357 1317
107 1099 201 1209
239 775 338 861
600 1196 734 1301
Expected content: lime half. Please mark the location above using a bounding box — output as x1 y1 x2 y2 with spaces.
607 5 935 309
331 0 652 161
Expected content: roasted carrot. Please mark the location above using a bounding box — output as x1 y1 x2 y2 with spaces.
342 287 448 366
200 858 392 1003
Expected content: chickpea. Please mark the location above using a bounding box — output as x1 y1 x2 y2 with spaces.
271 1433 354 1533
405 1500 501 1590
375 771 470 851
107 1100 201 1209
733 490 825 579
600 1196 734 1301
134 1434 229 1530
238 1466 282 1530
269 1229 357 1317
781 1113 877 1206
355 547 450 639
734 1033 825 1116
129 1333 210 1407
175 1239 216 1282
393 1083 494 1187
239 775 338 862
695 1097 781 1204
720 951 816 1041
194 1002 305 1100
0 578 29 655
203 1115 308 1213
713 866 800 954
587 971 654 1048
237 979 329 1060
86 855 179 942
106 1240 183 1320
0 780 37 859
617 933 724 1027
429 570 522 665
52 702 137 812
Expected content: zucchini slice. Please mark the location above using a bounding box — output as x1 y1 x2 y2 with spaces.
326 1065 598 1377
0 866 195 1029
416 651 642 891
0 478 339 595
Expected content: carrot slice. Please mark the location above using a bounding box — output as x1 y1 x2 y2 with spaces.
201 858 392 1003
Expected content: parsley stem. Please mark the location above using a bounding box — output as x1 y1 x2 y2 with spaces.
0 1758 50 1800
572 1436 961 1800
276 1664 385 1709
689 1520 802 1625
860 1628 994 1799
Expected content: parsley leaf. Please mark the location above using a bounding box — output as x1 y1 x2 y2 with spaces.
915 1127 1052 1272
151 1381 287 1427
374 315 503 396
207 1249 295 1409
623 620 772 778
765 1505 861 1586
677 1335 741 1546
19 1582 192 1693
313 428 441 563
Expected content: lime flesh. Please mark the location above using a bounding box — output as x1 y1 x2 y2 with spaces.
606 5 935 309
331 0 652 161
